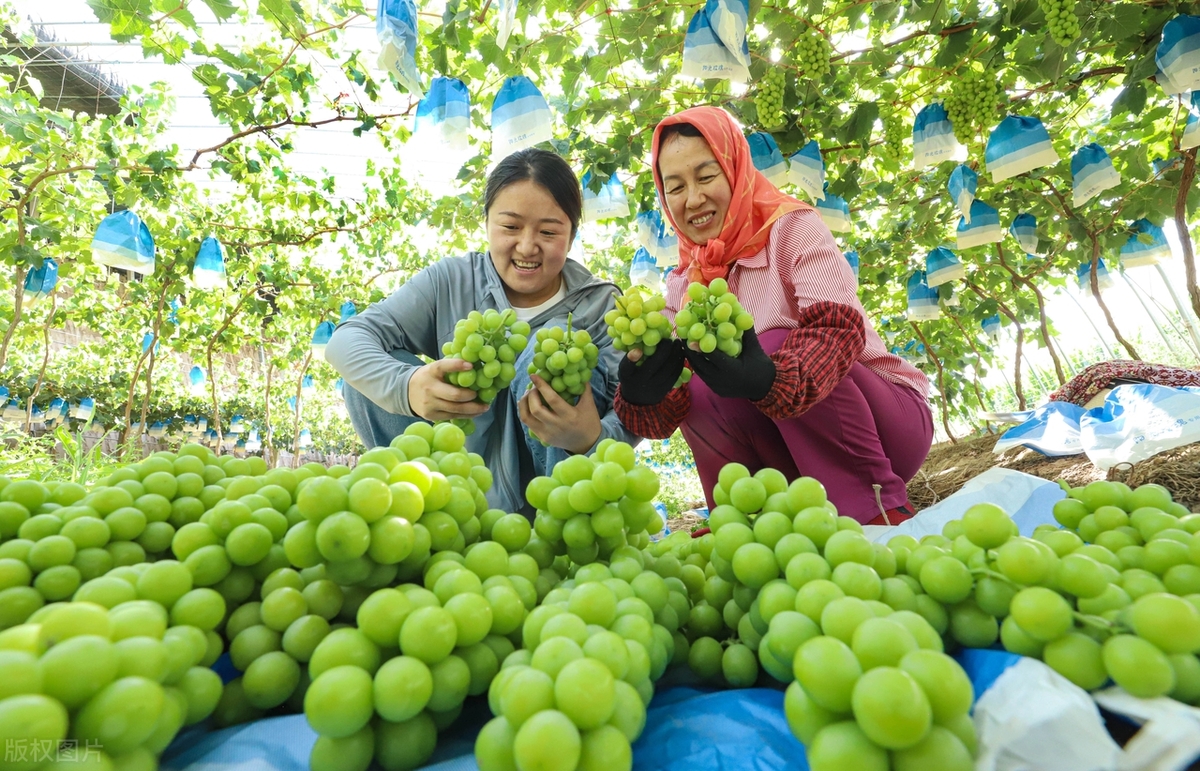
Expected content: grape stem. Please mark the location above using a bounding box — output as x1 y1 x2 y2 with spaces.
969 568 1021 589
1072 612 1121 634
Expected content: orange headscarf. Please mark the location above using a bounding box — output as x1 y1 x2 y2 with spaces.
652 106 810 285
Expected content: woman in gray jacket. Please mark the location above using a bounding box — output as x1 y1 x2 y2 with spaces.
325 148 640 515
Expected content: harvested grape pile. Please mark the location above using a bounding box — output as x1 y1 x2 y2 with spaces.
4 413 1200 771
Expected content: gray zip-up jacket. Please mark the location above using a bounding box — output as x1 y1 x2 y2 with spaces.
325 251 641 512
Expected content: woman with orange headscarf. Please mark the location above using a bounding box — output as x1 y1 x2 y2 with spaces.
614 106 933 525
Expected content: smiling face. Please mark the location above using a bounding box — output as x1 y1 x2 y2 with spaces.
486 179 573 308
658 134 733 246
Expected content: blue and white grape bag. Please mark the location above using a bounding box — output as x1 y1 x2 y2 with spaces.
197 417 208 433
703 0 751 70
495 0 517 48
46 398 67 428
985 116 1059 183
581 171 631 223
747 132 788 187
229 415 246 434
141 332 157 355
956 200 1003 249
902 340 928 365
1077 259 1115 292
912 103 965 169
335 378 345 399
299 429 313 449
491 76 553 159
376 0 423 97
649 214 679 267
302 375 316 396
1120 219 1172 268
947 165 977 222
816 194 851 233
287 396 299 414
187 366 207 397
1184 91 1200 150
408 77 472 194
191 237 226 291
22 257 58 306
1009 212 1039 255
1071 143 1121 207
91 210 155 275
925 246 965 287
629 247 663 292
71 397 95 422
787 140 825 201
637 210 660 250
311 320 336 360
245 429 262 453
1157 16 1200 95
339 301 357 323
2 400 23 422
907 270 941 321
982 314 1002 341
148 421 166 438
844 250 860 279
681 8 750 82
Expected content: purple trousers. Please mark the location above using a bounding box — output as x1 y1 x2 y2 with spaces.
682 329 933 523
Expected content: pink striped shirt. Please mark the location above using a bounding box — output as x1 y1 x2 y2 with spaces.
665 208 929 395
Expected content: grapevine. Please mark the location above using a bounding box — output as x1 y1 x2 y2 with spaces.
796 27 831 81
943 66 1004 146
754 67 787 130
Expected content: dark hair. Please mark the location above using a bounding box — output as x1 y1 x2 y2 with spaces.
659 122 704 146
485 148 582 239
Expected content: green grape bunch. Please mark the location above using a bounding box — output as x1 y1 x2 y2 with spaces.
527 314 601 406
755 67 787 130
1039 0 1080 46
796 27 831 81
605 287 673 358
442 309 530 405
943 67 1004 146
883 109 908 164
675 278 755 357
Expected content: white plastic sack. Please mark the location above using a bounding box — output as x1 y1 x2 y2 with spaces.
1081 384 1200 470
1093 689 1200 771
867 467 1064 543
974 657 1121 771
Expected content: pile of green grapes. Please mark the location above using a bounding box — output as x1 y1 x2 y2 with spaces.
943 66 1004 146
1039 0 1080 46
605 287 672 359
755 67 787 130
796 28 832 81
527 316 600 406
525 441 662 567
7 369 1200 771
644 462 979 770
676 278 756 356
